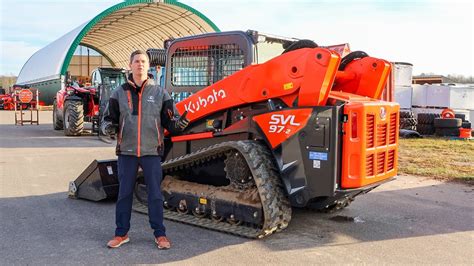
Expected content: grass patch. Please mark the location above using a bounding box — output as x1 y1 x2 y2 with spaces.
398 137 474 184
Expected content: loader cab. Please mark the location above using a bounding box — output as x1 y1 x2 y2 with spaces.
164 30 298 102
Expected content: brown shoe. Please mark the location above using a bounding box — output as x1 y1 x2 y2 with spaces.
107 235 130 248
155 236 171 249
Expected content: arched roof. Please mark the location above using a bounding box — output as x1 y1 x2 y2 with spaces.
17 0 219 85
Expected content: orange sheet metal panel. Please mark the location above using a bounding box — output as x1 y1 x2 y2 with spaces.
339 96 400 189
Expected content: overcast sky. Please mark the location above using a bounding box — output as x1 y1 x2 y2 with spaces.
0 0 472 76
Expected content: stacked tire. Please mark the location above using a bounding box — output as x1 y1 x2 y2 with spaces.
400 111 417 130
434 118 462 137
455 114 472 130
416 113 440 135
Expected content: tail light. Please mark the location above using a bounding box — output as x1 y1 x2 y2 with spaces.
351 112 358 139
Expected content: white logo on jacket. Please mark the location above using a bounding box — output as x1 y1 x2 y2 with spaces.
147 95 155 103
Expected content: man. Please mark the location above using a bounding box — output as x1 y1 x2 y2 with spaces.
102 50 189 250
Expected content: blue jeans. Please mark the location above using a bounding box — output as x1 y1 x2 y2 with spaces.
115 155 166 237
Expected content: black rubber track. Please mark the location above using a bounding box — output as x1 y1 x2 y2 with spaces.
133 140 292 238
63 101 84 136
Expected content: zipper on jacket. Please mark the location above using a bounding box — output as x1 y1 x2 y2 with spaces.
137 91 142 157
136 79 148 157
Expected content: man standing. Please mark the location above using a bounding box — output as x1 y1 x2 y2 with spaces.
102 50 189 250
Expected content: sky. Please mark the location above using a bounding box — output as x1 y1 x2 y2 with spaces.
0 0 472 77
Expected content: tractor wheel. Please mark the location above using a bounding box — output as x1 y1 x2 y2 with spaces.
53 100 63 130
63 101 84 136
400 117 417 130
400 110 414 119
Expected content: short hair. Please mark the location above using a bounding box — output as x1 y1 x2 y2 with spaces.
129 50 149 64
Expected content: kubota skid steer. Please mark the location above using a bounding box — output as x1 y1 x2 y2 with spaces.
69 30 399 238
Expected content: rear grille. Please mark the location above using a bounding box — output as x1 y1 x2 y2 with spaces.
365 109 397 177
366 114 375 148
389 113 397 144
387 150 395 171
377 124 387 146
377 152 386 174
366 154 374 176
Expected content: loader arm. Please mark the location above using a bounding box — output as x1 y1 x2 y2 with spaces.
175 48 341 121
174 48 392 122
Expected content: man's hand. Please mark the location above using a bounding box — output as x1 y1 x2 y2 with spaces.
175 111 189 131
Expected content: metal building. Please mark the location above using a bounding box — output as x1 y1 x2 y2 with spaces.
16 0 219 104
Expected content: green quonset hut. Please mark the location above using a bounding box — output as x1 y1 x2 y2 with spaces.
16 0 219 105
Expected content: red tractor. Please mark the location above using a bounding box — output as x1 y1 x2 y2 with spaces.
0 88 14 110
53 68 127 136
70 30 399 238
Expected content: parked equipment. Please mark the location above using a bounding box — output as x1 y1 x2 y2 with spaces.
53 68 127 136
69 30 399 238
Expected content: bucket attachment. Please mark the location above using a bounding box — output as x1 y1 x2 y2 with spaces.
69 159 119 201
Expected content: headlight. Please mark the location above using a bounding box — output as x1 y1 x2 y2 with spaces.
66 90 74 96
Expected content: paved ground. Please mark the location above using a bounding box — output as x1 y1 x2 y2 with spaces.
0 111 473 265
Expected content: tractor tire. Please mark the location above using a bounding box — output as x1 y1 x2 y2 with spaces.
462 121 471 129
417 113 440 125
63 101 84 136
53 100 63 130
434 118 462 128
455 114 466 122
435 127 460 137
282 39 318 54
400 110 414 119
400 117 417 130
416 124 435 135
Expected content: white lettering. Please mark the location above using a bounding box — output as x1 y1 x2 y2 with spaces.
269 114 300 126
184 88 227 114
268 114 301 134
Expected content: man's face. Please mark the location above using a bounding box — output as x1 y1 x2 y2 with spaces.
129 54 149 76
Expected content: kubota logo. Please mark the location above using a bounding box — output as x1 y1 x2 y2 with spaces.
184 88 226 114
269 114 300 133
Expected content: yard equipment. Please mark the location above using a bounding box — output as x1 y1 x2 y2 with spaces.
53 68 126 136
0 90 14 110
69 30 399 238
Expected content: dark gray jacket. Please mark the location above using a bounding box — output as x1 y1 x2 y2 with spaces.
103 77 181 157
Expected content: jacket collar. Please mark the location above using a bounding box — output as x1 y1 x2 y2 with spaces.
125 73 155 91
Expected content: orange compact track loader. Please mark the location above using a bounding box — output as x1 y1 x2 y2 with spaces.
69 30 399 238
